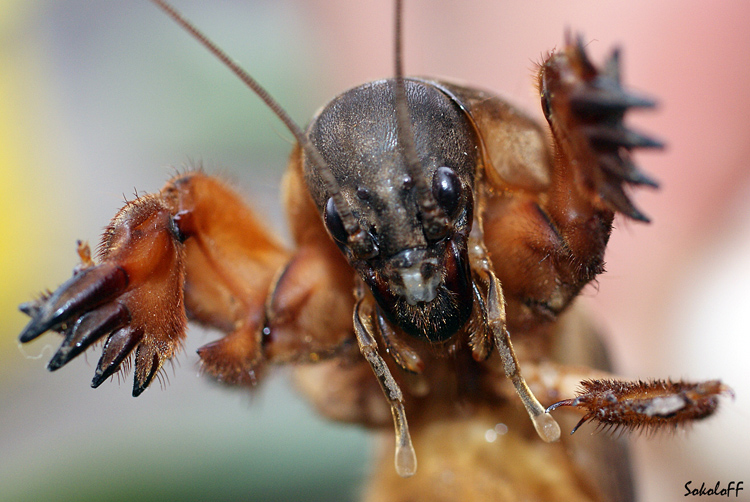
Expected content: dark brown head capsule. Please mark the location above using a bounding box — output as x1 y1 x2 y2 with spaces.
304 78 479 342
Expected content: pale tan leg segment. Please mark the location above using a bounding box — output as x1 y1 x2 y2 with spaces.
353 288 417 477
486 274 561 442
470 233 561 443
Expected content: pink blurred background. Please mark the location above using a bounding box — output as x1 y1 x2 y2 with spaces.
1 1 748 501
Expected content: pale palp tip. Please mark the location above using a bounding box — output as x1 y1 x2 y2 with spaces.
395 442 417 478
532 412 561 443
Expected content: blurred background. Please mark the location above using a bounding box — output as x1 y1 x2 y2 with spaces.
1 1 748 501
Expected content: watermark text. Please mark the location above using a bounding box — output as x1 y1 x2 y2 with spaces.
684 481 744 497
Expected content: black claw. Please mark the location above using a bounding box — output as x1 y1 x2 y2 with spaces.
91 327 143 388
574 34 597 78
566 35 662 223
546 397 590 435
570 85 656 118
19 264 128 343
599 178 651 223
599 154 660 188
545 398 578 413
569 415 590 435
603 48 621 84
48 303 130 372
583 125 664 150
19 295 66 336
627 207 650 224
132 345 162 397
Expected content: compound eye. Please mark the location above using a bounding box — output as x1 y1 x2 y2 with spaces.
324 197 349 245
432 166 462 218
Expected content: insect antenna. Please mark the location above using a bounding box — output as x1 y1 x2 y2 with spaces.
149 0 373 256
392 0 449 241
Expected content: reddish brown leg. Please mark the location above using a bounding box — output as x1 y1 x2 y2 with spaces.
20 193 188 395
263 148 357 365
264 243 354 364
19 171 290 393
160 172 290 385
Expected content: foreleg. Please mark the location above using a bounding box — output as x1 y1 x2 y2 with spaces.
19 171 290 392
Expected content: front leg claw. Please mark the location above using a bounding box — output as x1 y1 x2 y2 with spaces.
48 301 130 372
540 34 663 222
19 263 129 344
19 194 187 396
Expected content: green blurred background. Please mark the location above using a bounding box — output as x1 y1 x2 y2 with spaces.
2 2 749 501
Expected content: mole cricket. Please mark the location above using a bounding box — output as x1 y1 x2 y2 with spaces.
16 2 733 501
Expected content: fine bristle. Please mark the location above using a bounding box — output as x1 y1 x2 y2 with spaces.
547 379 732 435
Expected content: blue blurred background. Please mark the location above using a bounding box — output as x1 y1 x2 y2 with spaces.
2 2 749 501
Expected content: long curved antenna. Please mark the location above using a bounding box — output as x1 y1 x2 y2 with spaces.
149 0 371 253
392 0 448 241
